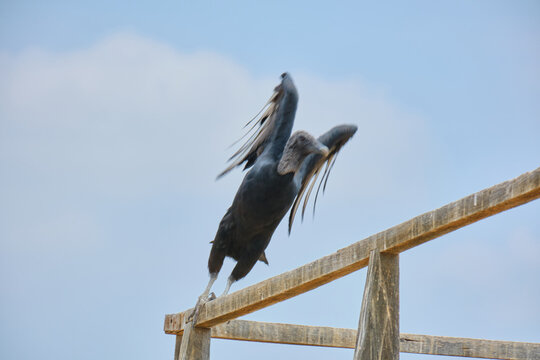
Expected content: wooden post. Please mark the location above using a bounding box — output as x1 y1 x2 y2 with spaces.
177 321 211 360
354 250 399 360
174 335 182 360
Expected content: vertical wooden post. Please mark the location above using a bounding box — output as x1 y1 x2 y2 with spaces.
354 249 399 360
174 334 183 360
177 321 211 360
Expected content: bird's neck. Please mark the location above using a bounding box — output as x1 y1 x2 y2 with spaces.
266 91 297 161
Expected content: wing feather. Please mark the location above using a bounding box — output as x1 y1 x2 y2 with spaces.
217 83 284 179
301 165 323 219
288 163 320 233
313 152 338 213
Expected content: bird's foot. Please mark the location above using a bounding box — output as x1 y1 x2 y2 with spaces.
186 293 217 325
186 295 204 324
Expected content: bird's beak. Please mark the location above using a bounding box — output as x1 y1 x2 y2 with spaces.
317 144 329 157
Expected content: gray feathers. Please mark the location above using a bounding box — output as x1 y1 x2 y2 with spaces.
217 83 283 179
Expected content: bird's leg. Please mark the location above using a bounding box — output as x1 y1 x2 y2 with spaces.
221 275 235 297
187 273 218 324
201 273 217 300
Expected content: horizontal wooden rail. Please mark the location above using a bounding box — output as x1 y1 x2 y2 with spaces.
207 320 539 359
213 320 355 348
165 167 540 330
400 334 539 359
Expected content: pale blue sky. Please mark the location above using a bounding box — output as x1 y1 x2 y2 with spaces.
1 2 539 360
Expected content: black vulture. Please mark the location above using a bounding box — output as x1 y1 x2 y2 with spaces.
190 73 357 322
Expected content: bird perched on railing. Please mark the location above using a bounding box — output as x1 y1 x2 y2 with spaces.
189 73 357 323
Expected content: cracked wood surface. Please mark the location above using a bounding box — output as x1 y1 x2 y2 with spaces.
165 167 540 331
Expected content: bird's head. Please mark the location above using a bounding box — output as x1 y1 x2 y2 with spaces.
291 131 329 157
277 131 329 175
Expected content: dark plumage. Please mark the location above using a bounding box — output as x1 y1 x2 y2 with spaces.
190 73 357 323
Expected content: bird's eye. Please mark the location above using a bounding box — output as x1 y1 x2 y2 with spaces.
281 72 288 79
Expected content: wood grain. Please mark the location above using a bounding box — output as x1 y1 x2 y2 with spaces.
177 321 210 360
174 335 182 360
200 320 540 359
354 250 399 360
400 333 540 359
211 320 356 348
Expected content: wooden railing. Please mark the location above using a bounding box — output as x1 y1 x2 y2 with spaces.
164 167 540 359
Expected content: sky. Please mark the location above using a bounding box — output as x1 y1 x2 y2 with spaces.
1 1 539 359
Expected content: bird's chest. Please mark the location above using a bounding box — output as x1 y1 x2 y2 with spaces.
234 171 296 227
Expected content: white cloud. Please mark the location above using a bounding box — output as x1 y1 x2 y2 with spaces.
0 32 434 202
1 33 266 198
0 32 441 277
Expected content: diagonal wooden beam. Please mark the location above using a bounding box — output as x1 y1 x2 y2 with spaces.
165 167 540 330
205 320 539 359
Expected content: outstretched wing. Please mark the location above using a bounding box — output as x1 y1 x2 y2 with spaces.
217 73 297 179
288 124 358 233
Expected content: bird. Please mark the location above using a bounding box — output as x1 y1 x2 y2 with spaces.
189 73 357 323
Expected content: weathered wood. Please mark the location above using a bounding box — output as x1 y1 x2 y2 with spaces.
177 321 210 360
399 334 540 359
354 250 399 360
197 319 540 359
174 334 182 360
165 168 540 332
211 320 357 348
